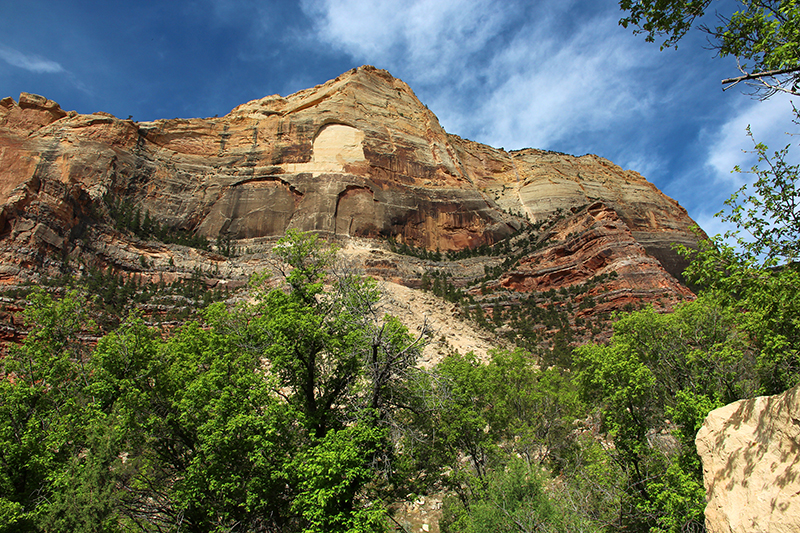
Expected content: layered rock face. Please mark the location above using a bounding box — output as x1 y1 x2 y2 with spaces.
493 202 694 319
0 65 700 323
696 384 800 533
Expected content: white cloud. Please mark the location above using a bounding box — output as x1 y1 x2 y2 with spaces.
474 16 659 150
619 151 667 182
704 94 798 188
301 0 509 84
300 0 671 153
0 44 64 73
676 94 799 237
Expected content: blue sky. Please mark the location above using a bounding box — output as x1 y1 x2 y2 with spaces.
1 0 796 238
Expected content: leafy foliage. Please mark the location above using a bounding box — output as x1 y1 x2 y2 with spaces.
619 0 712 49
440 458 586 533
0 289 96 532
574 297 744 532
290 422 388 533
725 129 800 264
718 1 800 74
399 349 600 530
0 231 426 532
678 125 800 395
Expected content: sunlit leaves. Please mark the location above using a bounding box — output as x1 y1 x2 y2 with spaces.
725 129 800 264
618 0 712 48
291 422 388 533
720 1 800 72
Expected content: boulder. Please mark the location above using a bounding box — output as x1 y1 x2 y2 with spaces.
696 384 800 533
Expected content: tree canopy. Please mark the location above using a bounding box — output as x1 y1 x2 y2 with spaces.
0 231 428 532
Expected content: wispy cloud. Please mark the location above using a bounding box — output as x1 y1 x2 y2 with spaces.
0 44 64 73
704 95 798 188
473 16 658 151
299 0 671 154
677 95 798 235
300 0 509 85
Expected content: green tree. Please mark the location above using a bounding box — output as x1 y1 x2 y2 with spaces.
0 289 95 532
245 230 423 439
678 128 800 394
574 294 750 532
401 348 586 527
485 349 581 469
405 351 506 505
0 230 426 532
74 309 298 532
723 129 800 264
440 457 593 533
215 230 423 529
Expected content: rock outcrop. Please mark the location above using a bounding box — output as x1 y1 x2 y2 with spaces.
495 202 694 310
0 65 703 341
696 384 800 533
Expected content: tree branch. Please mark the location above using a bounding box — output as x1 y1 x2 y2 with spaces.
722 66 800 91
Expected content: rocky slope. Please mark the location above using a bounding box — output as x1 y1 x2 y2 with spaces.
696 384 800 533
0 65 701 347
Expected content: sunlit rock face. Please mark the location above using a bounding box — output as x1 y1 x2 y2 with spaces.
0 65 701 320
696 385 800 533
492 202 695 316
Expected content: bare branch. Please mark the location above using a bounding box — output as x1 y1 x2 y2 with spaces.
722 65 800 87
722 64 800 98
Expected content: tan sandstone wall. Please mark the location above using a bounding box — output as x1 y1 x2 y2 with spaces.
696 384 800 533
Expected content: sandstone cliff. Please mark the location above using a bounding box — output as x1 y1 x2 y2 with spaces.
696 384 800 533
0 65 702 344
